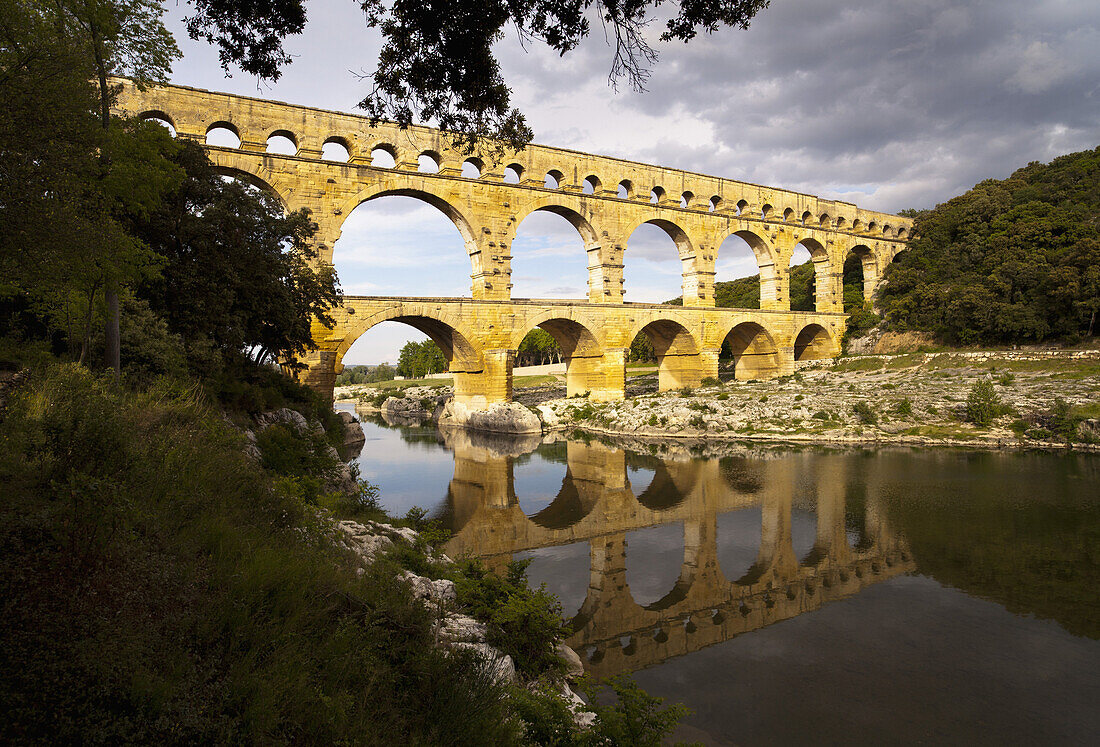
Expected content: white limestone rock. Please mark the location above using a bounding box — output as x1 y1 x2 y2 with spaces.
254 407 310 434
338 410 366 447
450 643 516 684
435 613 488 643
556 643 585 680
439 399 542 435
399 570 457 605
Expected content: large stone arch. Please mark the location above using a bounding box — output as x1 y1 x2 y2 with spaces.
717 228 782 309
793 323 835 361
335 182 483 292
721 321 781 380
509 199 600 301
204 153 292 210
845 244 879 305
511 313 606 398
512 198 600 244
624 217 697 303
793 237 837 312
629 315 703 392
334 303 483 374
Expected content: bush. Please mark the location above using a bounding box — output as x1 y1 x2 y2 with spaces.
894 398 914 417
965 379 1000 426
450 559 567 675
700 376 721 387
853 401 878 424
579 675 692 746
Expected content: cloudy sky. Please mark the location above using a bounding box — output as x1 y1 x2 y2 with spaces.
168 0 1100 363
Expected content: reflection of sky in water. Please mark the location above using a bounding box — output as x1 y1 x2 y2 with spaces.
716 508 762 581
625 523 685 607
791 508 818 561
339 407 453 516
517 542 590 619
514 452 568 515
627 465 657 494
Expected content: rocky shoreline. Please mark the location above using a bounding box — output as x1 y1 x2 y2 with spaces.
342 349 1100 453
333 519 593 726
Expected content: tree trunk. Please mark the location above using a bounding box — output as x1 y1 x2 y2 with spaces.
104 286 119 375
90 12 120 378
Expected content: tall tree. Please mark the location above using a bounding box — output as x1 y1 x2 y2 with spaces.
0 0 180 365
68 0 181 375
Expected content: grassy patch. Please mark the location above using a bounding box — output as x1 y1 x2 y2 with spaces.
833 357 886 372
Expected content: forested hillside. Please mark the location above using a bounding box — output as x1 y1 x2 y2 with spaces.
879 147 1100 344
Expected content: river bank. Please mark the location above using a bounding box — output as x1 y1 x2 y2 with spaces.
348 349 1100 452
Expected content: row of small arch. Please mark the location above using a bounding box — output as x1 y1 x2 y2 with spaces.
139 110 910 240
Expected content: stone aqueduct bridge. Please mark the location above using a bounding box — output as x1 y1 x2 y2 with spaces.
115 80 913 406
434 430 914 676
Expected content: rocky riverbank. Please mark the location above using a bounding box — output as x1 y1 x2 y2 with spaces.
539 350 1100 451
347 349 1100 451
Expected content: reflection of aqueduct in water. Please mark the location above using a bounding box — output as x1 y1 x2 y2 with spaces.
113 80 912 409
437 430 914 677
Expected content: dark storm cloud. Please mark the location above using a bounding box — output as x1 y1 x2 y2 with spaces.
500 0 1100 212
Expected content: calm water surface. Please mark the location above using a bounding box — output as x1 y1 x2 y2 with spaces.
340 405 1100 745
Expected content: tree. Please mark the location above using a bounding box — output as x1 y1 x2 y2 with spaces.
66 0 181 376
184 0 771 150
517 329 562 366
0 0 181 366
396 340 447 378
134 141 341 370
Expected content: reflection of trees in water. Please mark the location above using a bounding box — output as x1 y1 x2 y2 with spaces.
399 428 446 449
515 440 568 467
879 451 1100 640
719 456 764 494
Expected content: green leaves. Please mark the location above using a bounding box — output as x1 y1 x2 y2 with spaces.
397 339 447 378
879 146 1100 344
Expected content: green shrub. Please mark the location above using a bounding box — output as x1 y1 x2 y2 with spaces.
679 386 694 397
579 675 692 746
794 394 804 401
894 398 914 417
965 379 999 427
450 559 567 676
853 401 878 424
716 392 729 401
319 479 384 521
700 376 721 387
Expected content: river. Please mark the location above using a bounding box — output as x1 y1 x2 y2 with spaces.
339 405 1100 745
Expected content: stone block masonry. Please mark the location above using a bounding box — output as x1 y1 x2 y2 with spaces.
112 79 912 409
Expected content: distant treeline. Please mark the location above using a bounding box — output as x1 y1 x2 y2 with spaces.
879 147 1100 344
